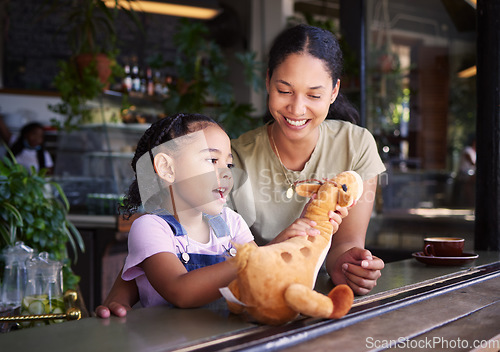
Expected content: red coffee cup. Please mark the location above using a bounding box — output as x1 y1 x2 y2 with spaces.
423 237 465 257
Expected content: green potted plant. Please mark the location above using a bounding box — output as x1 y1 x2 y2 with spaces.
161 18 265 138
44 0 141 130
0 151 84 291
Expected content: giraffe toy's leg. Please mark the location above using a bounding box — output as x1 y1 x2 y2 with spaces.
225 281 245 314
284 283 353 319
327 284 354 319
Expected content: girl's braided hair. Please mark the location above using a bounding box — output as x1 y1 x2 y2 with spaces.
119 113 219 219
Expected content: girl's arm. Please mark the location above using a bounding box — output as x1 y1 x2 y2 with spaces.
96 248 246 316
95 269 139 318
325 176 385 295
142 251 240 308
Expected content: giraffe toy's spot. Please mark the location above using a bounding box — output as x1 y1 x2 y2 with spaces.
300 247 311 257
281 252 292 263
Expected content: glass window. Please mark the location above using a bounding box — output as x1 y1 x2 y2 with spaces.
365 0 476 209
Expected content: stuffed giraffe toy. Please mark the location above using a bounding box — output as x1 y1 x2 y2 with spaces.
220 171 364 325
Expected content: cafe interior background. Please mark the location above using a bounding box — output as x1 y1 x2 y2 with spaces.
0 0 480 312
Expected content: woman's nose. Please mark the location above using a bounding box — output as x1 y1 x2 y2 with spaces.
288 95 306 117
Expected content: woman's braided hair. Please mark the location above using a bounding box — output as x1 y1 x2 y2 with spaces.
119 113 219 219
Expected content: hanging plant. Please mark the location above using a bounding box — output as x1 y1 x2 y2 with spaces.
41 0 142 130
161 19 265 139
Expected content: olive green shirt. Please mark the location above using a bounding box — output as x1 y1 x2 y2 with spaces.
229 120 386 245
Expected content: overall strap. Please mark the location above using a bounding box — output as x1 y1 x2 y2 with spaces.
152 209 230 239
151 210 187 236
203 213 231 239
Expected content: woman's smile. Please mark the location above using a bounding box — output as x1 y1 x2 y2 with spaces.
283 116 310 128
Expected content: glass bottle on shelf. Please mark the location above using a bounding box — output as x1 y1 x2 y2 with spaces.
123 64 132 92
146 67 154 96
139 67 147 94
154 70 163 96
132 64 141 93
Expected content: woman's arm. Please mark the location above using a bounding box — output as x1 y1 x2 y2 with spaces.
325 176 384 295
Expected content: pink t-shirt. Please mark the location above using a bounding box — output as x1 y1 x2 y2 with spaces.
122 207 253 307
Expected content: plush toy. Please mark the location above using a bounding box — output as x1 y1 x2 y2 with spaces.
221 171 364 325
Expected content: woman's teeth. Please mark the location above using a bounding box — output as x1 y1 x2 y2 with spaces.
285 118 307 126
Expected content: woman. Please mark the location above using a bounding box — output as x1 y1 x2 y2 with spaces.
96 24 385 318
9 122 54 174
230 23 385 295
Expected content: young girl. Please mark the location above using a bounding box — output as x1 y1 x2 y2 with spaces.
120 113 257 308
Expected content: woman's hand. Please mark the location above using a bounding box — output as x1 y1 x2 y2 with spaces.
326 176 383 295
330 247 384 295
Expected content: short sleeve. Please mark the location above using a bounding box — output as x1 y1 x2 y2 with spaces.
122 215 176 281
353 129 386 181
227 209 254 244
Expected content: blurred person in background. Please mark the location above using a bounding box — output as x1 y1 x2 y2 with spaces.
8 122 54 174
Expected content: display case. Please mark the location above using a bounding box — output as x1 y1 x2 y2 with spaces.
52 93 159 215
53 123 147 214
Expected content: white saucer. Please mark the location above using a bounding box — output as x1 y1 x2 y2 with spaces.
412 252 479 266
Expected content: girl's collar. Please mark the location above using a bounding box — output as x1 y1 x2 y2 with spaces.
150 209 230 238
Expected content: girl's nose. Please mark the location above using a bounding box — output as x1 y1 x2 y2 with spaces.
216 167 232 182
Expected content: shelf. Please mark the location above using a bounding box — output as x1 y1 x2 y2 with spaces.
79 122 151 132
87 151 135 158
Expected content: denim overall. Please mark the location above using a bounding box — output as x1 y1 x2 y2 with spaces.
155 211 233 272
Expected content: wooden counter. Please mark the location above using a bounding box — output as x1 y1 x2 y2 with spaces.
2 252 499 351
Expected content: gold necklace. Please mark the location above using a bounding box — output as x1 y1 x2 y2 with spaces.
270 124 295 199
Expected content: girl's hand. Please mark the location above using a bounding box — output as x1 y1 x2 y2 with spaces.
271 201 350 245
95 302 130 318
269 218 320 245
328 204 349 233
330 247 384 296
94 271 139 318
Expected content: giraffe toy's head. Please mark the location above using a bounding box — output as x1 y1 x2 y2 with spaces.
295 170 364 208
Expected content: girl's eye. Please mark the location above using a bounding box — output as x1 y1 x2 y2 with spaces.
209 158 218 164
278 90 291 95
227 163 235 169
310 95 321 99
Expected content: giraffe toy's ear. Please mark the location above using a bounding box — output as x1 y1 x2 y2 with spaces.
295 184 322 198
